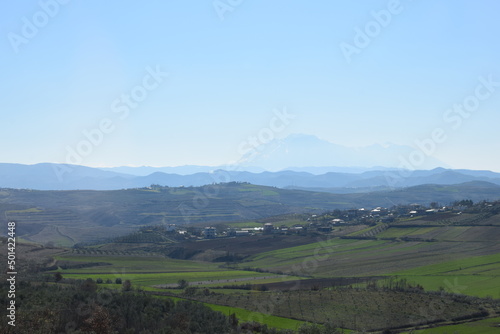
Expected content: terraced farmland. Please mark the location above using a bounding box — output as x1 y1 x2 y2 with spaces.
377 225 500 242
239 235 500 278
54 253 301 290
0 184 357 245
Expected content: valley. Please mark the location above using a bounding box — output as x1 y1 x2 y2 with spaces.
3 196 499 333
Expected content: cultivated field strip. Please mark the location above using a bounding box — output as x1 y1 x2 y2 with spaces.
188 289 491 332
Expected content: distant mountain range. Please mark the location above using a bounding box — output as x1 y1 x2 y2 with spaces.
96 134 445 176
1 163 500 192
236 134 447 171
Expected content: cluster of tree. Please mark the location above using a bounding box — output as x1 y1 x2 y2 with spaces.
367 277 424 292
0 280 231 334
453 199 474 207
0 279 344 334
462 200 500 214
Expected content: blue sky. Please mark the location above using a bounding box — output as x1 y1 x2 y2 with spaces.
1 1 499 171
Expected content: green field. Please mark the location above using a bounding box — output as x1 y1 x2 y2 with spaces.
392 253 500 298
56 254 221 273
6 207 43 214
377 227 438 238
199 276 306 288
61 271 279 287
411 316 500 334
377 225 500 242
154 295 306 331
237 233 500 280
244 237 389 269
55 253 301 290
204 303 304 331
395 253 500 276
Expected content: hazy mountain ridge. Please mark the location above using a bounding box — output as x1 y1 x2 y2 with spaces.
1 162 500 191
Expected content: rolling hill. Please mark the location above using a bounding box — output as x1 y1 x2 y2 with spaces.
2 181 500 245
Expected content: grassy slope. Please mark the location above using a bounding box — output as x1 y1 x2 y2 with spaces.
204 303 305 331
393 253 500 298
240 235 500 278
154 295 306 331
56 254 221 273
55 254 302 290
237 216 500 299
411 317 500 334
61 271 279 286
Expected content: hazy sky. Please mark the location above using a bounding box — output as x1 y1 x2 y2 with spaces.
2 1 500 171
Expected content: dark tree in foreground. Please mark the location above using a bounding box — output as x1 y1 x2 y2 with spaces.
178 279 189 289
122 279 132 291
54 272 63 282
0 281 236 334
